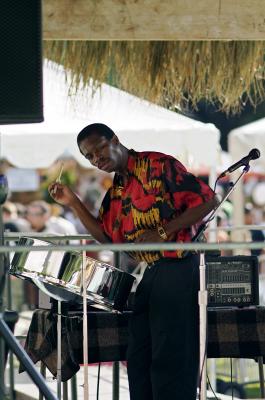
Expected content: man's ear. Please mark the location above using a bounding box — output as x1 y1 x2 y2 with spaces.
111 135 119 145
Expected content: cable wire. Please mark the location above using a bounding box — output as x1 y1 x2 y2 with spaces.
207 373 219 400
97 362 101 400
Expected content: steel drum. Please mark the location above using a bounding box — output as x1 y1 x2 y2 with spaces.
10 237 135 312
10 237 66 281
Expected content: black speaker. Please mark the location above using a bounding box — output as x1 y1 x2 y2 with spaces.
0 1 43 124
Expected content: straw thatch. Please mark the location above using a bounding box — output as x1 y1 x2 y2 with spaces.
44 41 265 114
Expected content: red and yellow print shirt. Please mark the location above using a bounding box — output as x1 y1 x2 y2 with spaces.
98 150 215 263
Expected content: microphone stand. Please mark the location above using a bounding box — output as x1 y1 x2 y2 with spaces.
196 165 250 400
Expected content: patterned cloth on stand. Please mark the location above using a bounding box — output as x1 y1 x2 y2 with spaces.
20 306 265 381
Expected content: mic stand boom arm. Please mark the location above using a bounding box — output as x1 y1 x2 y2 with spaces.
192 164 250 245
196 164 249 400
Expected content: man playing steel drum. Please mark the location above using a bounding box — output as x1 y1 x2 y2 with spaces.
49 123 217 400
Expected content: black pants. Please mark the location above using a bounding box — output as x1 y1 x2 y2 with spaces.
127 255 200 400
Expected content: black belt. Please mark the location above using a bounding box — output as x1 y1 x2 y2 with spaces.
147 256 193 268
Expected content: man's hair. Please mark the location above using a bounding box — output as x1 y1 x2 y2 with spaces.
77 123 115 146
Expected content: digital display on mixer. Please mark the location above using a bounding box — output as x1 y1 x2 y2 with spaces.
206 256 259 307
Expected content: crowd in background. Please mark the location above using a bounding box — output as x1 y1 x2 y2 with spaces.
214 199 265 258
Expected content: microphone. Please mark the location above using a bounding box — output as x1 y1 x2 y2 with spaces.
219 148 260 178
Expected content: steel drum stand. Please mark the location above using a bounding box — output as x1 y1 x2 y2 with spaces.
57 300 62 399
0 175 57 400
194 166 250 400
32 278 67 400
82 244 89 400
9 236 135 400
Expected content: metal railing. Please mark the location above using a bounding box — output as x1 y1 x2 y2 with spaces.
1 227 265 399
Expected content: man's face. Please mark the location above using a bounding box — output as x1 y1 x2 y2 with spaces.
79 133 122 173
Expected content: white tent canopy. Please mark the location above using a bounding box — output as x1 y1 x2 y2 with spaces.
0 63 220 169
228 119 265 237
228 118 265 171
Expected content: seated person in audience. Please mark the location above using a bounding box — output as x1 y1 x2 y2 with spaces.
2 201 20 232
244 203 265 257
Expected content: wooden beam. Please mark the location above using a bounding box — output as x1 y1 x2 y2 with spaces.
43 0 265 40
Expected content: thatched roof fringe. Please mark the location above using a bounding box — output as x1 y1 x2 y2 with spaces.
44 41 265 114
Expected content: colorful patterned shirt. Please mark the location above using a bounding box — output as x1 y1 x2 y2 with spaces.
98 150 215 263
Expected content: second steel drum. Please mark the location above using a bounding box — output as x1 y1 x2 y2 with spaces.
58 255 135 312
10 237 135 312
